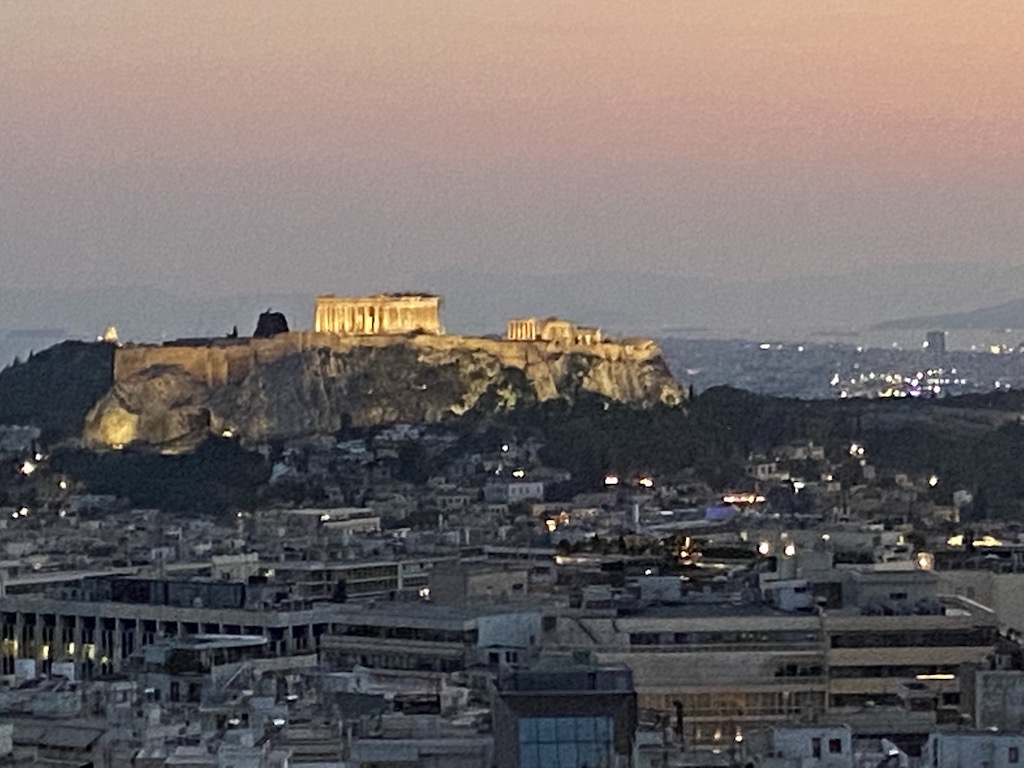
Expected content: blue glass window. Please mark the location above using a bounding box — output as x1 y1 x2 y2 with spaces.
517 716 614 767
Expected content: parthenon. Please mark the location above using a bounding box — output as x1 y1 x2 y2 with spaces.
314 293 443 335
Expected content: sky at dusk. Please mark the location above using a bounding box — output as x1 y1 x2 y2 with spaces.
2 2 1023 335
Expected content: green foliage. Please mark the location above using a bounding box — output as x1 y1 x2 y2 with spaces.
460 387 846 490
50 437 269 516
405 508 441 529
0 341 114 442
261 478 327 507
394 441 440 484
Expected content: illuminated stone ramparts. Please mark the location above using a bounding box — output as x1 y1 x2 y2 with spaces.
88 331 682 451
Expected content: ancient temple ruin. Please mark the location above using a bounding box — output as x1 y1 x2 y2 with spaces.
506 317 604 345
314 293 442 335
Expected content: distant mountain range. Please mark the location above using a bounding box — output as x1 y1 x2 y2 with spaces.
3 262 1023 364
873 298 1024 331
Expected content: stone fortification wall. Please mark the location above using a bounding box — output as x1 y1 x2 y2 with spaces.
88 332 681 452
114 333 664 389
115 335 312 387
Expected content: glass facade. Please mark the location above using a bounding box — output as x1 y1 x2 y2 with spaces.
517 716 615 768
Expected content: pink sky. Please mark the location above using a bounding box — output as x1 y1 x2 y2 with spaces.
2 1 1023 297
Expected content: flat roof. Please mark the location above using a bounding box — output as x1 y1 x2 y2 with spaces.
155 634 268 650
622 601 813 620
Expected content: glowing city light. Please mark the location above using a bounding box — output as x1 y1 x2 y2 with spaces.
603 475 620 486
722 493 765 505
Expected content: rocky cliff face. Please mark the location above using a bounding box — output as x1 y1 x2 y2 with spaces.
83 333 682 452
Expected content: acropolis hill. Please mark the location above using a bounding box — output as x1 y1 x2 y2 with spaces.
83 293 683 452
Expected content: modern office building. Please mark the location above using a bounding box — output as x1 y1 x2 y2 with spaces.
493 657 638 768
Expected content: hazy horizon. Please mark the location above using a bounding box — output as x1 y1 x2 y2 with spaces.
3 261 1024 345
3 3 1023 335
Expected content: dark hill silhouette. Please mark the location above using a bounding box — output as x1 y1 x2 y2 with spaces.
873 298 1024 331
0 341 114 441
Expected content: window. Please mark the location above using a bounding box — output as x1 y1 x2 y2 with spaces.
1010 746 1020 764
518 716 614 768
829 738 842 754
812 738 822 758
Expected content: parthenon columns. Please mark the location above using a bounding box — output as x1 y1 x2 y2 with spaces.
314 294 442 336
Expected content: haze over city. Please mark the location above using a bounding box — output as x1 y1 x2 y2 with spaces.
2 1 1024 341
10 5 1024 766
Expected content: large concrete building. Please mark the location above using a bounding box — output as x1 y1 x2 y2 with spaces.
550 559 1001 751
922 730 1024 767
0 573 542 686
313 293 442 335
